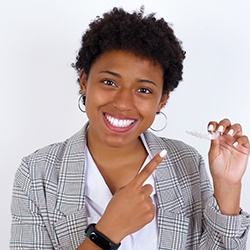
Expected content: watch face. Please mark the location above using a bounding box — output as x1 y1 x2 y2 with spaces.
90 232 111 249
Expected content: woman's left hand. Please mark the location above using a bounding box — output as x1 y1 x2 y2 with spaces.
207 118 250 215
208 118 250 184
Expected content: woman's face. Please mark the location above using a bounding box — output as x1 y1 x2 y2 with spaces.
80 49 168 149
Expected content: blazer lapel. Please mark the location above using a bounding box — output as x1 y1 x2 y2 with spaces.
54 124 88 249
144 130 189 250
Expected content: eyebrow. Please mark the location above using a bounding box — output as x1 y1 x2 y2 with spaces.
99 70 158 87
99 70 121 78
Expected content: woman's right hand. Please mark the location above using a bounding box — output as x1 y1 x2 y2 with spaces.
95 149 167 244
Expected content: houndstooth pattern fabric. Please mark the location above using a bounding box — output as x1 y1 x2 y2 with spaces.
10 123 250 249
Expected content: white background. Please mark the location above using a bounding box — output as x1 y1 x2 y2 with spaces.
1 0 250 248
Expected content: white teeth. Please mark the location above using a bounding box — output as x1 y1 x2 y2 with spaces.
105 114 134 128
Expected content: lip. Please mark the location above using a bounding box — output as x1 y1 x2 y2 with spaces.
103 112 137 132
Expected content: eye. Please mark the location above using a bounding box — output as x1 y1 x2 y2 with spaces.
137 88 152 94
102 79 116 87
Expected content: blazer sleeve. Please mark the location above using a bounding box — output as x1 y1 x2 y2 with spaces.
10 157 55 250
198 158 250 249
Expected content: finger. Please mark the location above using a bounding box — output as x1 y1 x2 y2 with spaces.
208 119 235 136
215 118 231 134
141 184 153 196
144 199 156 223
208 120 243 138
232 135 250 154
208 119 231 149
207 121 218 133
133 149 167 187
224 123 242 137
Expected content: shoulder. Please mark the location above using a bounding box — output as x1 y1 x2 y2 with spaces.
20 138 68 174
14 127 86 188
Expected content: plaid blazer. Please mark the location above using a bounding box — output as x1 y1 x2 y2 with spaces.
10 124 250 249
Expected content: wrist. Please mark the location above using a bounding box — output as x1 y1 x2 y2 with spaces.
85 223 121 250
213 179 242 193
213 180 241 215
95 220 125 244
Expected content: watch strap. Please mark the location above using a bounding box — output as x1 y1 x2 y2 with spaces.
85 223 121 250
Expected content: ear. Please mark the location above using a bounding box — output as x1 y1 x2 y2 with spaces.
157 92 169 112
79 70 87 95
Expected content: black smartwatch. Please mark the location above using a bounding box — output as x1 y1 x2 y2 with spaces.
84 223 121 250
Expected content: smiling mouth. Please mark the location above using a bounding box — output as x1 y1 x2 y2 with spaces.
105 114 136 128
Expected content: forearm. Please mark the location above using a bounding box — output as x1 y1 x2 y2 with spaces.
213 180 241 215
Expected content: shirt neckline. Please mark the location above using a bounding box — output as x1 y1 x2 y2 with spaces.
84 134 156 211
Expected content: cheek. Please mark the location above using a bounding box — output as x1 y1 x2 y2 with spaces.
137 97 160 112
86 85 102 103
137 102 158 121
85 88 113 113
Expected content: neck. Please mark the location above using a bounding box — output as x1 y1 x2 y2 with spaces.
86 128 148 193
87 133 145 164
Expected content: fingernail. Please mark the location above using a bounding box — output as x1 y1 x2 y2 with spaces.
159 149 167 158
208 124 214 132
233 141 238 147
217 125 224 133
228 129 234 136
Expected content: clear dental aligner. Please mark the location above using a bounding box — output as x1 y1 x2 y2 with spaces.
186 130 220 140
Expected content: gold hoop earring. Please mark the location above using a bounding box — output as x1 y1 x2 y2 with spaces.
78 95 86 113
150 111 167 132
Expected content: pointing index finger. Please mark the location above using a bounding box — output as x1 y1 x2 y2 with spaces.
133 149 167 187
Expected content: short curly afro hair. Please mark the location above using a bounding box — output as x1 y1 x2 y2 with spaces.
72 6 185 95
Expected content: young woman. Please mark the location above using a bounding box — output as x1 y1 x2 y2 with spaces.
10 7 250 250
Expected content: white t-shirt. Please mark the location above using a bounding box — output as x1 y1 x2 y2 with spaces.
84 134 158 250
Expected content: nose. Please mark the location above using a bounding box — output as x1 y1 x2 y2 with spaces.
112 88 133 111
